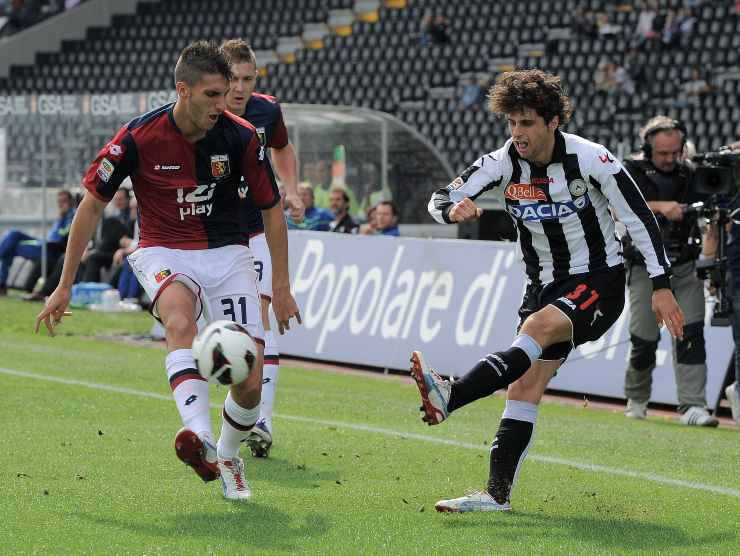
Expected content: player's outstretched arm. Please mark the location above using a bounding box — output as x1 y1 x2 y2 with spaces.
271 143 304 223
651 288 685 340
262 203 301 334
35 192 107 336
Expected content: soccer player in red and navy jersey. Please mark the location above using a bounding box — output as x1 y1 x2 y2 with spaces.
221 39 303 459
35 41 301 501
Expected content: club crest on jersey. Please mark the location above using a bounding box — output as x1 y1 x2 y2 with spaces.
506 195 590 221
97 158 114 182
505 183 547 201
210 154 230 178
108 144 122 156
154 268 172 283
568 179 588 197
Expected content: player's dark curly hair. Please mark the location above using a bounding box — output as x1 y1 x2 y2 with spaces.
488 69 572 126
220 38 257 67
174 40 232 87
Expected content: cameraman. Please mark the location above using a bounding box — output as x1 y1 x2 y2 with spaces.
622 116 718 426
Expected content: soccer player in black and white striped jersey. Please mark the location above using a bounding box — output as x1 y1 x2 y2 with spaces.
409 69 685 513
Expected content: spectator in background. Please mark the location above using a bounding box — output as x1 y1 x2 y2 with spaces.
595 11 621 36
593 60 618 95
328 186 358 234
460 75 486 110
79 187 129 282
112 196 140 302
624 47 648 92
671 66 713 108
360 200 400 236
0 189 75 296
661 9 680 49
287 183 334 231
0 0 40 36
423 15 450 45
634 0 659 48
572 6 598 38
302 160 331 209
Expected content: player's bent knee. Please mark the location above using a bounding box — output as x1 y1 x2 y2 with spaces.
162 312 197 344
629 334 658 371
521 307 571 346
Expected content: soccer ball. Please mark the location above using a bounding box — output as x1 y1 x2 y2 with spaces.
192 320 257 385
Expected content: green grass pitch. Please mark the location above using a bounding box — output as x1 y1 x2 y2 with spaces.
1 296 739 555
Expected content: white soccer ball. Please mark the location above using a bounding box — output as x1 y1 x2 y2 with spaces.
192 320 257 385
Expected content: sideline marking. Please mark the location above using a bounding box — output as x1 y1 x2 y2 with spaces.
2 366 739 500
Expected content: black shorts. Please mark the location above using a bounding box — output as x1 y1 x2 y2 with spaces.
517 266 626 361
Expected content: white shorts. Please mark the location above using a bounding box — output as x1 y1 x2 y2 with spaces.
250 232 273 300
128 244 264 344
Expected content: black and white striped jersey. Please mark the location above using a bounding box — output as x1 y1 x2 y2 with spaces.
429 130 670 289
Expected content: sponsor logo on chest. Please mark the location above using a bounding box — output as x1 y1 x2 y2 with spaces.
154 164 182 171
506 195 591 221
504 183 547 201
176 183 217 220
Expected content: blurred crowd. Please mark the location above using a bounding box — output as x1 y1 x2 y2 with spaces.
0 0 83 39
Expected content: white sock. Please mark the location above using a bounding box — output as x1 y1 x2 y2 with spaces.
260 329 279 431
218 391 260 459
166 348 212 438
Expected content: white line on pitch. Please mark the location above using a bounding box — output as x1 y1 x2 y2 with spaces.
2 366 739 500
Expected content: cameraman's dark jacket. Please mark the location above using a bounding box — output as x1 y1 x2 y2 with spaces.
622 159 703 266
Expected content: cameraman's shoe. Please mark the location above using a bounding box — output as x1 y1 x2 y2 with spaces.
679 406 719 427
625 399 647 420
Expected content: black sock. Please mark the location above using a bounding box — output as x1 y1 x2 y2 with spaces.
447 348 532 412
487 418 534 504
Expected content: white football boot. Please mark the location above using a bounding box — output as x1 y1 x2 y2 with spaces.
409 351 451 425
218 456 252 501
435 491 511 513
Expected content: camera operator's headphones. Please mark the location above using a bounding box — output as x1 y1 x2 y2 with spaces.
641 119 688 159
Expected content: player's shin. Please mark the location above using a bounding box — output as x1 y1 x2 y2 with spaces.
260 329 279 432
487 400 538 505
166 348 212 439
447 334 542 411
217 390 260 459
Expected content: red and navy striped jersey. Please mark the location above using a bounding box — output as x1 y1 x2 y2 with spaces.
82 103 279 250
239 93 289 236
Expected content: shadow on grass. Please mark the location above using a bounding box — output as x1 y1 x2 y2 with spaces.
249 457 344 489
440 510 735 551
74 504 330 551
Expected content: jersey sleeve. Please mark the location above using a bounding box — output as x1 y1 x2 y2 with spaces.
623 160 657 202
81 127 138 202
428 152 506 224
268 104 289 149
590 148 671 289
241 132 280 209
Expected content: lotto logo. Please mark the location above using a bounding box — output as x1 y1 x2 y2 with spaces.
504 183 547 201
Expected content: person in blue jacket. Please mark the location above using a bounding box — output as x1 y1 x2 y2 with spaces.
0 189 76 295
